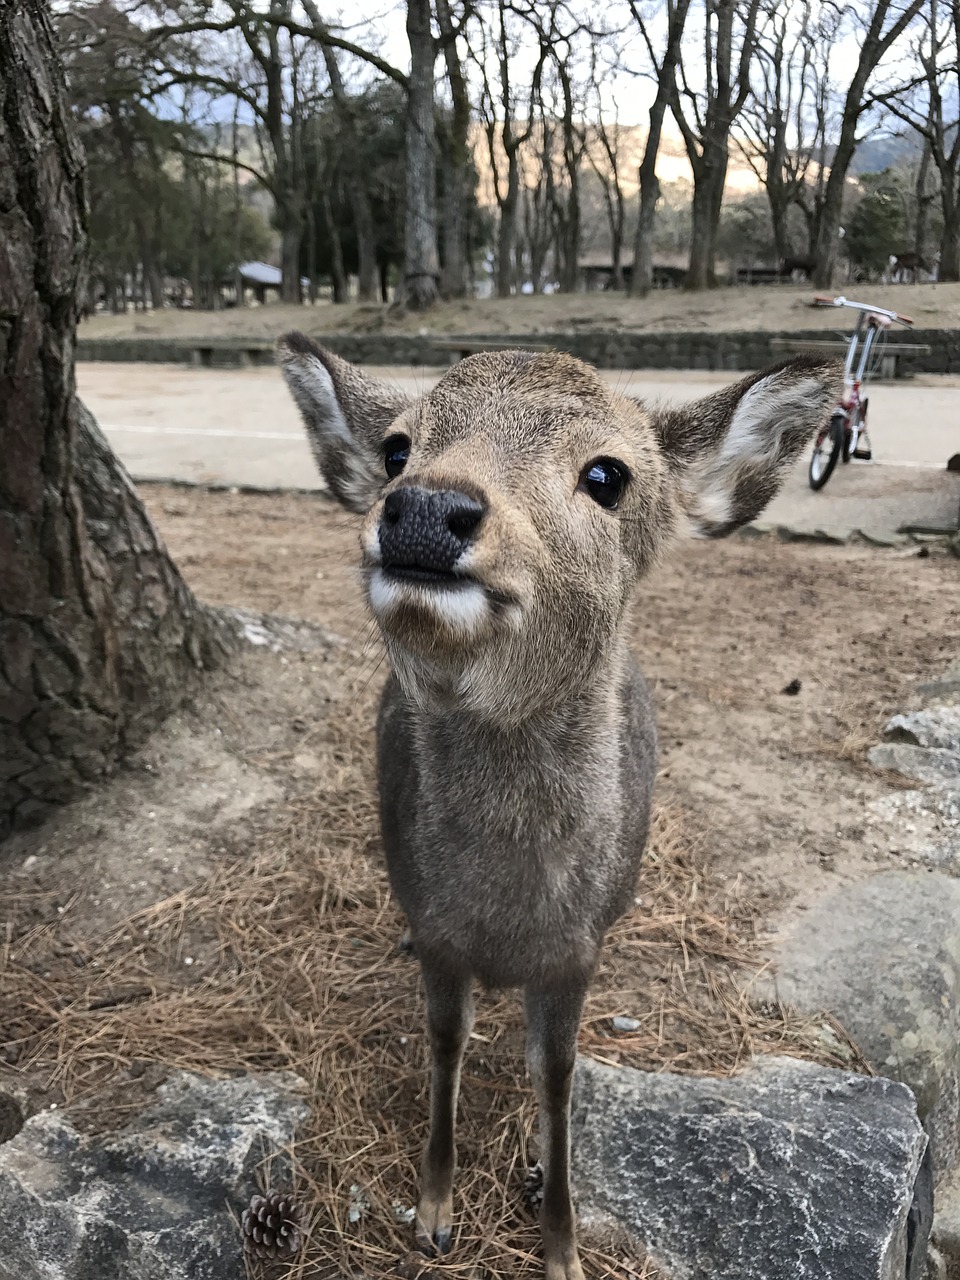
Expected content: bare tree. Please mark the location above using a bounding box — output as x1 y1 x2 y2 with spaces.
399 0 442 307
584 75 628 290
628 0 692 296
436 0 476 298
670 0 762 289
1 0 233 840
145 0 323 303
741 0 821 262
888 0 960 280
317 44 380 301
810 0 924 286
473 0 543 296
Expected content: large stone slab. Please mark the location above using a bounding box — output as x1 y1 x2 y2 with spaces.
0 1071 309 1280
764 873 960 1174
884 708 960 753
571 1054 928 1280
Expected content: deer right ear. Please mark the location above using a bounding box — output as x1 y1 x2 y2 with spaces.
277 332 411 513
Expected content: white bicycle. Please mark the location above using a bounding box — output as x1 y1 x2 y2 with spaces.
807 295 914 491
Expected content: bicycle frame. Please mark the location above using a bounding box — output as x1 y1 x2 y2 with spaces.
836 306 891 419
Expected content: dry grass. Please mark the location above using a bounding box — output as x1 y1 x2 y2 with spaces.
1 695 866 1280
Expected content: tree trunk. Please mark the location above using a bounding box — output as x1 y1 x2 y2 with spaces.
686 142 728 289
438 120 470 299
811 113 856 287
939 182 960 282
0 1 232 840
321 188 348 303
497 162 521 298
557 66 581 294
630 0 691 297
399 0 440 309
279 207 303 305
436 0 472 299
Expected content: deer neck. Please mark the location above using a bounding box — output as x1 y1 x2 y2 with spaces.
408 641 629 845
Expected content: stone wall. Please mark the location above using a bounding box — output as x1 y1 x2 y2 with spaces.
77 328 960 375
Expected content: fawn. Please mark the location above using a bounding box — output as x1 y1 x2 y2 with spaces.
279 335 840 1280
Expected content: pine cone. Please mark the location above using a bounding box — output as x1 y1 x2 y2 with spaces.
241 1189 303 1260
522 1160 544 1214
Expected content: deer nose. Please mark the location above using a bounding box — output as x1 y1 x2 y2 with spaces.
380 487 486 574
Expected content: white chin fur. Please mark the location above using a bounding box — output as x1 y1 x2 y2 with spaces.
368 570 490 635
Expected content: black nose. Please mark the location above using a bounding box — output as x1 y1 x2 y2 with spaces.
380 487 485 575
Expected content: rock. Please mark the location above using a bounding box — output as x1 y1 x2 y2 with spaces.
868 743 960 786
0 1094 23 1145
611 1016 641 1033
763 873 960 1174
919 662 960 698
571 1054 929 1280
884 708 960 753
0 1071 309 1280
932 1166 960 1277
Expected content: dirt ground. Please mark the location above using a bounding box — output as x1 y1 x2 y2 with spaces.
79 281 960 340
146 488 957 911
2 486 957 1279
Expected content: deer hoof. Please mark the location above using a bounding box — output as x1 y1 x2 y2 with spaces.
544 1257 585 1280
415 1193 453 1257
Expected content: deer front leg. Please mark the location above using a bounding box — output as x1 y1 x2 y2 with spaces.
525 982 587 1280
416 960 474 1257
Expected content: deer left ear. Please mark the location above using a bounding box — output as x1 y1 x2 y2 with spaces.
277 332 412 513
648 357 843 537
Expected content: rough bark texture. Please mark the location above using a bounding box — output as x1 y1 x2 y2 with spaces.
399 0 440 309
436 0 472 300
0 0 233 841
686 135 730 290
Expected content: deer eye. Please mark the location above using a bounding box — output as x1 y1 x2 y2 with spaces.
581 457 628 509
384 435 410 479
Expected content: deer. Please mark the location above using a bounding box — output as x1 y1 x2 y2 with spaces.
278 334 841 1280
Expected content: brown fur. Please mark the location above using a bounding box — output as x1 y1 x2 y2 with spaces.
278 336 841 1278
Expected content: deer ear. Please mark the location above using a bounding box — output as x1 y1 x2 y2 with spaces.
648 357 843 537
277 332 411 513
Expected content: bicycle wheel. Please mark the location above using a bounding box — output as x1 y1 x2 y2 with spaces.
809 412 845 490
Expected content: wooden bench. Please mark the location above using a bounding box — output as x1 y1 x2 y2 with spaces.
736 266 782 285
769 337 932 380
190 338 275 369
433 338 552 363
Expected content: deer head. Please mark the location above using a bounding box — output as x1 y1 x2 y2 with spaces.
279 334 839 722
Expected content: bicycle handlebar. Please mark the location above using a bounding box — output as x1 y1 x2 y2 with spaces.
813 294 914 326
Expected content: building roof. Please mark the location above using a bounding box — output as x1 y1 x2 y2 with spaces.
237 261 283 286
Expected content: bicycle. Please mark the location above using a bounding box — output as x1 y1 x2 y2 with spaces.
807 294 914 491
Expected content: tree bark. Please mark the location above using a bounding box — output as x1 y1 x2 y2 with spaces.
556 62 581 294
320 188 348 303
686 136 729 290
497 161 521 297
0 0 233 840
399 0 440 309
669 0 760 290
279 208 303 304
939 184 960 281
436 0 472 299
914 133 934 262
